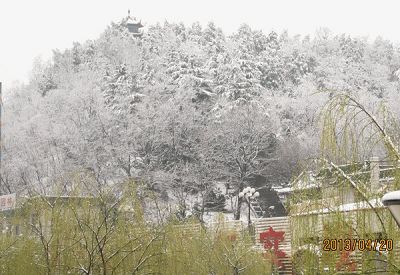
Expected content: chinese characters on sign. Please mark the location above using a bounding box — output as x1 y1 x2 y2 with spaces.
0 193 16 211
259 226 286 269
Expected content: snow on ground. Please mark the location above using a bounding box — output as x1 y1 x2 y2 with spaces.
202 202 259 226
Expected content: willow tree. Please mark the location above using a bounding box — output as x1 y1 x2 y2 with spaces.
290 93 400 274
0 180 272 274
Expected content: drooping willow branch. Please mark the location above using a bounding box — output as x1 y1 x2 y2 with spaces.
344 95 400 160
290 93 400 271
321 158 387 235
318 93 400 233
322 94 400 161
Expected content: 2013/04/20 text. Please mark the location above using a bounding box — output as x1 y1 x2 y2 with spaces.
323 239 393 251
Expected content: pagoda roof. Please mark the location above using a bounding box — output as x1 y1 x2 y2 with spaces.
126 17 143 27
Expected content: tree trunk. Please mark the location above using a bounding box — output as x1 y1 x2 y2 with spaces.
234 197 242 220
234 180 245 220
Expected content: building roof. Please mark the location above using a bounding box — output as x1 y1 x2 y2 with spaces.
126 17 143 27
293 198 384 216
289 160 399 193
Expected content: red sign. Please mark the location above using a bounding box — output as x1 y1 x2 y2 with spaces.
260 226 286 268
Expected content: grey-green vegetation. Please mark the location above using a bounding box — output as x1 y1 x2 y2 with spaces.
0 182 270 274
290 94 400 274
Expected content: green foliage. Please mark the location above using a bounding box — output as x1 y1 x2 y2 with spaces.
0 187 271 274
161 219 271 275
290 94 400 273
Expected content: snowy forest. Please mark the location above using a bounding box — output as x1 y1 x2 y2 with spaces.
4 18 400 223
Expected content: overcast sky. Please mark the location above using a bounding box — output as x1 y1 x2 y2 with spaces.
1 0 399 90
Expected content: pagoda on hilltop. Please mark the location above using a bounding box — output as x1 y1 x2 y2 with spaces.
126 10 144 37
